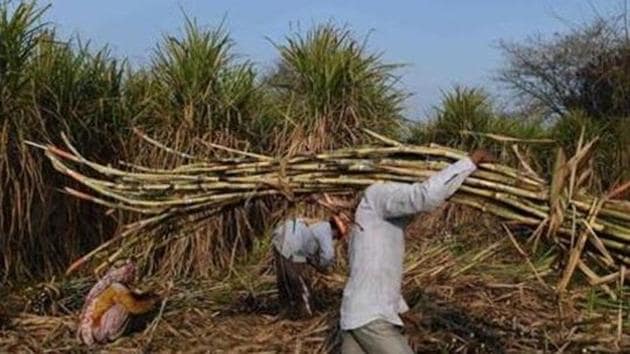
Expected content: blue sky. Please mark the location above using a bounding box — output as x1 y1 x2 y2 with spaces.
45 0 619 118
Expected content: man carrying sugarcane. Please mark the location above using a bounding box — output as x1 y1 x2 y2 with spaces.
272 213 349 319
340 149 495 353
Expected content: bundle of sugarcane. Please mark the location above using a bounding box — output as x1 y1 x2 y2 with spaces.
33 129 630 291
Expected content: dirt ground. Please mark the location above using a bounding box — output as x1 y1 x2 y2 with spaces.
1 207 629 353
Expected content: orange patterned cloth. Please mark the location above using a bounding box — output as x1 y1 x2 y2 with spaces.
77 260 136 346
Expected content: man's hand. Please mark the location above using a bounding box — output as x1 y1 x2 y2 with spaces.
469 149 496 166
307 256 332 274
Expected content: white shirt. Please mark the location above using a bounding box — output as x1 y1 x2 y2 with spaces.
272 219 335 267
340 158 477 330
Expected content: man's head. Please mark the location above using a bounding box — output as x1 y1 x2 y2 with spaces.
83 259 138 307
314 193 357 240
107 259 137 284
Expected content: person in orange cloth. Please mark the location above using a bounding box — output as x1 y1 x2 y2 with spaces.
77 259 160 345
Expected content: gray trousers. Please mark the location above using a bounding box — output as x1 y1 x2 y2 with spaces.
341 319 414 354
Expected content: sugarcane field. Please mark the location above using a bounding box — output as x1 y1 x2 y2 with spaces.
2 1 630 353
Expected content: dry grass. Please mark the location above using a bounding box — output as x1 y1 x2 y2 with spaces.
2 207 628 353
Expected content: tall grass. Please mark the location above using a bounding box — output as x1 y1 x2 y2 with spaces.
123 17 268 277
0 1 125 282
0 1 627 283
149 18 260 135
408 86 549 160
409 86 627 192
30 31 126 273
551 111 629 191
266 23 406 153
410 86 495 149
0 0 47 281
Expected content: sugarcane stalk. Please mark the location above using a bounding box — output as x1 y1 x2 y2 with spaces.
36 132 630 278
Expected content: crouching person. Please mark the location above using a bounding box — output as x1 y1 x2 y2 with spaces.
272 214 348 319
77 259 160 346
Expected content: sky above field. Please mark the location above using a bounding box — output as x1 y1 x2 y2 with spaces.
46 0 620 119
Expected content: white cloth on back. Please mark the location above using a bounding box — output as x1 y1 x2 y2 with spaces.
272 219 335 268
340 158 477 330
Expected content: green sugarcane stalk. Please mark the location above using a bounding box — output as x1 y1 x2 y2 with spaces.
39 134 630 276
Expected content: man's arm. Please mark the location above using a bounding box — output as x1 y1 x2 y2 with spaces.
109 283 160 315
307 257 333 274
307 223 335 273
368 157 478 219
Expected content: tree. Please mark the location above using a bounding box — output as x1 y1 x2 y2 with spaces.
498 10 630 120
